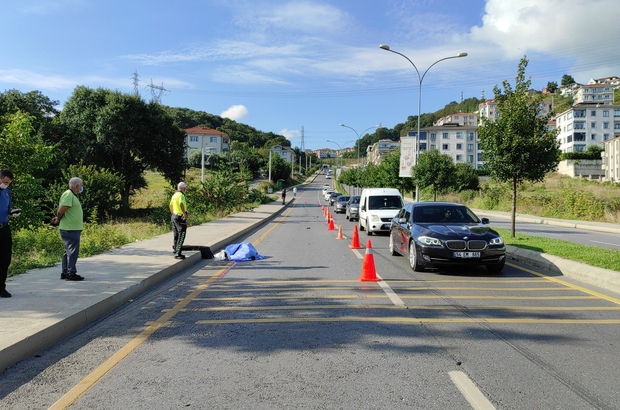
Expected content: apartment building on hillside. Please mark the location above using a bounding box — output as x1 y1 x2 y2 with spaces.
366 139 400 165
478 98 552 123
434 112 478 126
407 124 482 169
574 84 615 105
554 104 620 152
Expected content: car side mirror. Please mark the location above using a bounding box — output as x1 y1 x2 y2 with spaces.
481 218 489 224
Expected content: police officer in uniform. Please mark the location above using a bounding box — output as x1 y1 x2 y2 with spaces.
169 182 188 259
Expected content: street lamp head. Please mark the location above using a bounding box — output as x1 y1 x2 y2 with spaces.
339 123 345 127
379 44 390 51
457 52 468 57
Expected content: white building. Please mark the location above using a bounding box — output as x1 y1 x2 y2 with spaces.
554 104 620 152
478 98 552 123
434 112 478 126
602 135 620 182
271 145 295 163
366 139 400 165
408 125 482 168
184 126 230 158
574 84 615 105
314 148 337 159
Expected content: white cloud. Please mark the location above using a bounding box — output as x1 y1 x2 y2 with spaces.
470 0 620 63
231 0 348 33
279 128 300 140
221 105 249 121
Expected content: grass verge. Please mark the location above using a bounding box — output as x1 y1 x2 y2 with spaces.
494 227 620 272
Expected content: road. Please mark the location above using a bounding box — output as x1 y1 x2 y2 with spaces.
484 219 620 251
2 177 620 409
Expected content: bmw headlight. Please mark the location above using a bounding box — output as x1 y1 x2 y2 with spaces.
417 236 442 246
489 236 504 246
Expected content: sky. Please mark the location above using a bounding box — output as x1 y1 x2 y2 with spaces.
1 0 619 151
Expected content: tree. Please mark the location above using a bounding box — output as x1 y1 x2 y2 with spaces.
411 150 456 201
546 81 558 93
0 111 54 228
478 56 560 237
561 74 576 87
57 87 186 210
453 163 479 191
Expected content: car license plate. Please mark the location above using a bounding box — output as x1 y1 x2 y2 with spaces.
453 252 480 258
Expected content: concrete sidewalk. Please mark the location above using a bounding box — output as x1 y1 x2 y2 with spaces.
0 200 290 373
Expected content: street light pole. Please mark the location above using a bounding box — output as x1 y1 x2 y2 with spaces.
340 124 380 168
379 44 467 202
325 140 342 170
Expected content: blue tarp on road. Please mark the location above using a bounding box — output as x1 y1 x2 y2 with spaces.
225 242 264 261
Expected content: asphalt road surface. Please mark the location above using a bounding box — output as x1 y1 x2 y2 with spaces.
2 178 620 409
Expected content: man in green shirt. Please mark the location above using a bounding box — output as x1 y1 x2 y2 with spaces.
169 182 187 259
52 177 84 281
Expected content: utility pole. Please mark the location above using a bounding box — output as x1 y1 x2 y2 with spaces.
147 79 167 104
132 70 140 96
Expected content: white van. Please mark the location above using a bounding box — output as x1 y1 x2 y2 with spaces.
358 188 404 235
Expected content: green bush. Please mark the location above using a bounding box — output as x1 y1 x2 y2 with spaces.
46 164 124 223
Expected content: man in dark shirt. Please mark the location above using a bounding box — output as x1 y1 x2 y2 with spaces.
0 170 18 298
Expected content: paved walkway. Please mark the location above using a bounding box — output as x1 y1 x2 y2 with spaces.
0 181 618 374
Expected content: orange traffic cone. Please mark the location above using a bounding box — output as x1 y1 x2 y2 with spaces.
327 217 335 231
336 224 344 239
326 211 331 222
358 240 379 282
349 225 362 249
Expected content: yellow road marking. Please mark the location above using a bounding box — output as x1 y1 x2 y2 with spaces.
193 295 598 301
49 262 233 409
203 286 577 292
196 317 620 325
181 304 620 312
507 262 620 305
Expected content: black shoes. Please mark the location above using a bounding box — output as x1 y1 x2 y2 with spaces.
61 269 84 281
0 289 12 298
174 254 186 260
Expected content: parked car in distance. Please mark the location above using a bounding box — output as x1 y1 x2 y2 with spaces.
388 202 506 273
346 195 361 221
323 189 335 201
334 195 350 213
328 192 342 205
325 174 332 179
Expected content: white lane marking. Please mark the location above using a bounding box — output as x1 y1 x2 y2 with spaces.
352 249 364 259
449 371 496 410
376 274 405 306
590 240 620 248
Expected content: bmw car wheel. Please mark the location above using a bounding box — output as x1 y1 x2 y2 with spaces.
409 241 421 271
389 234 398 256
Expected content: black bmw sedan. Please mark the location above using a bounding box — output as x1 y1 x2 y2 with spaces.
388 202 506 273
